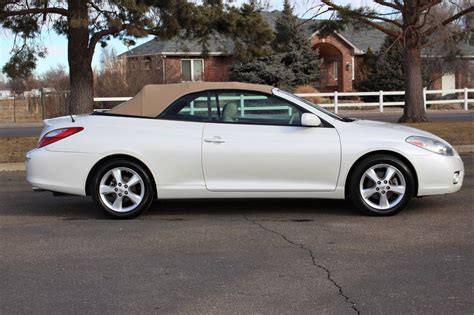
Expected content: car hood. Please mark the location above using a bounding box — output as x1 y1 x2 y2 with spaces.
348 119 448 143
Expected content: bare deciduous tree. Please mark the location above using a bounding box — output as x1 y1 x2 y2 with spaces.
307 0 473 122
41 65 70 91
94 49 163 100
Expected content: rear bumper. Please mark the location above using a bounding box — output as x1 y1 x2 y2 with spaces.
26 148 103 196
410 152 464 196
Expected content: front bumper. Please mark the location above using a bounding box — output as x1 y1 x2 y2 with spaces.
410 152 465 196
26 148 103 196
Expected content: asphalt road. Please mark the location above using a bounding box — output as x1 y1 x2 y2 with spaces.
340 111 473 123
0 111 472 137
0 126 42 137
1 154 472 314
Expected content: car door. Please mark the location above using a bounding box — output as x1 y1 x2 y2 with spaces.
202 91 341 192
157 92 211 187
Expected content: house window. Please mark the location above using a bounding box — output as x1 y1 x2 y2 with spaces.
129 57 138 70
142 57 152 71
181 59 204 82
333 60 339 80
351 57 355 80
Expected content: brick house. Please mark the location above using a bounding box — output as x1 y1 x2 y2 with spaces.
310 31 364 92
119 37 235 84
119 11 473 92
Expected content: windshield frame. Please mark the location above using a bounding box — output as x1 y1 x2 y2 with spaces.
275 89 347 122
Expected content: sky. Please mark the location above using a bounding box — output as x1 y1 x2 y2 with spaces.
0 0 372 78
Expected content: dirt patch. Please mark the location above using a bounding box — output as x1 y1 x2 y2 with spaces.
0 137 38 163
404 122 473 145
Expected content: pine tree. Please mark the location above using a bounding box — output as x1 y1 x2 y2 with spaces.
273 0 304 52
231 0 320 91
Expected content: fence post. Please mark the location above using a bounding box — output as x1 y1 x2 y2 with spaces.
379 90 383 113
334 91 338 114
464 87 468 111
423 87 427 111
40 88 45 120
13 95 16 123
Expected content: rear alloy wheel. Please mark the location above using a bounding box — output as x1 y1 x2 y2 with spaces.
92 159 154 219
350 155 415 216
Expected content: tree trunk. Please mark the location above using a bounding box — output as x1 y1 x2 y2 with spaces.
67 0 93 114
398 6 427 123
399 44 427 122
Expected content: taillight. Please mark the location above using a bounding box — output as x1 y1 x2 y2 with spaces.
38 127 84 148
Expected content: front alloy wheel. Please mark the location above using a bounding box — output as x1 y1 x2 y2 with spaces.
350 155 415 216
92 159 155 219
359 164 406 210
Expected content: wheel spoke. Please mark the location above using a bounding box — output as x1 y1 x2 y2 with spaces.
362 188 378 199
379 193 390 208
127 192 142 205
100 185 115 195
366 168 380 183
391 185 406 195
384 166 396 182
112 169 122 183
112 196 123 211
127 174 141 187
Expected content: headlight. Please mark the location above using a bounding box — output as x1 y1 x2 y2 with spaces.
406 136 454 156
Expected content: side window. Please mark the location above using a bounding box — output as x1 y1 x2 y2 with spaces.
160 92 210 122
216 91 305 126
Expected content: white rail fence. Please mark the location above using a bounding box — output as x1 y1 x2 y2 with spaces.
94 87 473 114
294 87 473 113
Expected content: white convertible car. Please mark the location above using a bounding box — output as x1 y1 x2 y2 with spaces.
26 82 464 218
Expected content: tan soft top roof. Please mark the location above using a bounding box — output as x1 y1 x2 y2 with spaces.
108 82 274 117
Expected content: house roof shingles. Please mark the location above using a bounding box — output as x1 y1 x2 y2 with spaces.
120 34 234 57
120 10 472 58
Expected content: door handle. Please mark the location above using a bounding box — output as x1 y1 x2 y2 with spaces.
204 137 226 144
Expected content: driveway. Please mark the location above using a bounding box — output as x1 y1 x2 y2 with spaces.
1 154 472 314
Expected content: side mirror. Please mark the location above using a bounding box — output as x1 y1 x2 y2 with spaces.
301 113 322 127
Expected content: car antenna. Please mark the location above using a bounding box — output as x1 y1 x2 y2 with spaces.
70 114 75 122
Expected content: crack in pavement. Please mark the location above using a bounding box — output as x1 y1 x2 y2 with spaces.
243 215 361 314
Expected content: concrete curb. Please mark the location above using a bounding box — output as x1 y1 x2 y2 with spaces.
0 146 472 172
0 162 26 172
455 145 474 154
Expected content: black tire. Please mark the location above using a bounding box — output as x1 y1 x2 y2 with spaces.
349 154 415 216
91 158 155 219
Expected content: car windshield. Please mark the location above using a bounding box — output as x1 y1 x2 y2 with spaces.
277 89 351 122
